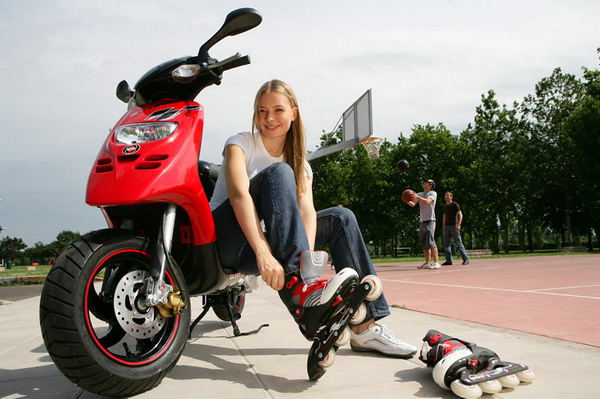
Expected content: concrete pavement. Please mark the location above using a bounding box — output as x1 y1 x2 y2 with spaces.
1 282 599 399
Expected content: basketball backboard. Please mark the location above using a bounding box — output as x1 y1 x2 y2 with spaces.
307 89 373 161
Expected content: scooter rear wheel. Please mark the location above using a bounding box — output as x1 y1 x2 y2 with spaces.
39 229 190 397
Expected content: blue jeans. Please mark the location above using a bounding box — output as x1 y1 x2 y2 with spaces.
212 163 390 321
443 225 469 263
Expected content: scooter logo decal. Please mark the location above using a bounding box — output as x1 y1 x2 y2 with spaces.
123 144 141 155
146 105 201 121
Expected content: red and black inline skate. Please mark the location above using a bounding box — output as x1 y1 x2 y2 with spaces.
420 329 535 399
279 250 383 380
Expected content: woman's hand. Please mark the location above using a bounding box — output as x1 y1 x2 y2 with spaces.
256 250 285 290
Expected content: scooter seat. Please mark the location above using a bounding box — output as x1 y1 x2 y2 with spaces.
198 160 221 201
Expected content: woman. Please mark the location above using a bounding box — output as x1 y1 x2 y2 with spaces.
210 79 416 358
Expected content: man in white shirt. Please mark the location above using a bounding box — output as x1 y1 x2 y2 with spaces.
407 179 440 269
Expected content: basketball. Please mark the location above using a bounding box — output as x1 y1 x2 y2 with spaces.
397 159 410 172
402 189 416 202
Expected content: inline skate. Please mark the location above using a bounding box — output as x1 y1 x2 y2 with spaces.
420 329 535 399
279 250 383 380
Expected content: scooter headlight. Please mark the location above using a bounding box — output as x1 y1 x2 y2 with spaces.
114 122 178 144
171 64 201 83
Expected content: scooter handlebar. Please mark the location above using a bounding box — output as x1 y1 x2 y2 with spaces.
208 53 251 72
221 54 251 71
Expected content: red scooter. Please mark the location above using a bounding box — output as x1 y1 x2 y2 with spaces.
39 8 263 397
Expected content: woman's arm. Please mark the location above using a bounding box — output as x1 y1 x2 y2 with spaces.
224 145 284 290
297 174 317 250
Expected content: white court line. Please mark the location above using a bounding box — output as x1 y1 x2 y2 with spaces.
529 284 600 292
383 279 600 300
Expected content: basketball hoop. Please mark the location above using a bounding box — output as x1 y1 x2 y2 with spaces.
359 136 382 159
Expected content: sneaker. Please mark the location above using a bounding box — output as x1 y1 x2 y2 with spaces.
441 261 453 266
462 260 470 265
350 323 417 358
428 262 441 269
417 262 430 269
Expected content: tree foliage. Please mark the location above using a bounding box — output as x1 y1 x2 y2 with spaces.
0 237 27 264
311 60 600 254
2 230 82 265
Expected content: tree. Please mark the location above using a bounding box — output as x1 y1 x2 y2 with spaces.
459 91 523 252
23 242 51 265
520 68 585 246
0 236 27 264
561 67 600 249
46 230 81 258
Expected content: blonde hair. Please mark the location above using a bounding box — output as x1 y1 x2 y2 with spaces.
252 79 307 194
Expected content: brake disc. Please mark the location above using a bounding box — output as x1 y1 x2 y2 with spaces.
113 270 165 339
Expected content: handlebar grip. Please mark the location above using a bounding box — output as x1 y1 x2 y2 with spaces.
219 55 251 72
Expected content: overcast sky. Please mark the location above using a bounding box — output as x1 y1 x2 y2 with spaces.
1 0 599 246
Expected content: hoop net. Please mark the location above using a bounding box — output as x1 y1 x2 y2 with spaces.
359 136 382 159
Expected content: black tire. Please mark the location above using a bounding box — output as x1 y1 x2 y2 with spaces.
39 229 191 397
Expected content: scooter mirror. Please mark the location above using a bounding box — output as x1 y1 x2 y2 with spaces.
116 80 134 103
198 8 262 58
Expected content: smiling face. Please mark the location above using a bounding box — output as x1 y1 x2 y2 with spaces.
257 91 298 141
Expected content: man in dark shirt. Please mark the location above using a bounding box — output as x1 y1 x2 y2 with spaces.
442 192 470 265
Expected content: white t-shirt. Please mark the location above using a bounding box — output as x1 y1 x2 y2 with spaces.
209 131 313 210
417 190 437 221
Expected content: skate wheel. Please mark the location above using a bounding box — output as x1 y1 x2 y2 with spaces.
499 373 520 388
516 369 535 383
350 303 367 325
336 326 351 346
450 380 483 399
361 275 383 301
318 349 336 369
478 379 502 394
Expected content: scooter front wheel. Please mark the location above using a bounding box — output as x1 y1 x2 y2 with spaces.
39 229 190 397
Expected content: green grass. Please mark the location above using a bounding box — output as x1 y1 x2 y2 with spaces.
0 265 52 278
370 249 596 264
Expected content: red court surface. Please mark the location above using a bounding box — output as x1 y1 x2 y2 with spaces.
336 254 600 347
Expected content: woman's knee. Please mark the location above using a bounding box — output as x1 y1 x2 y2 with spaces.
326 206 358 226
251 162 297 197
265 162 294 180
